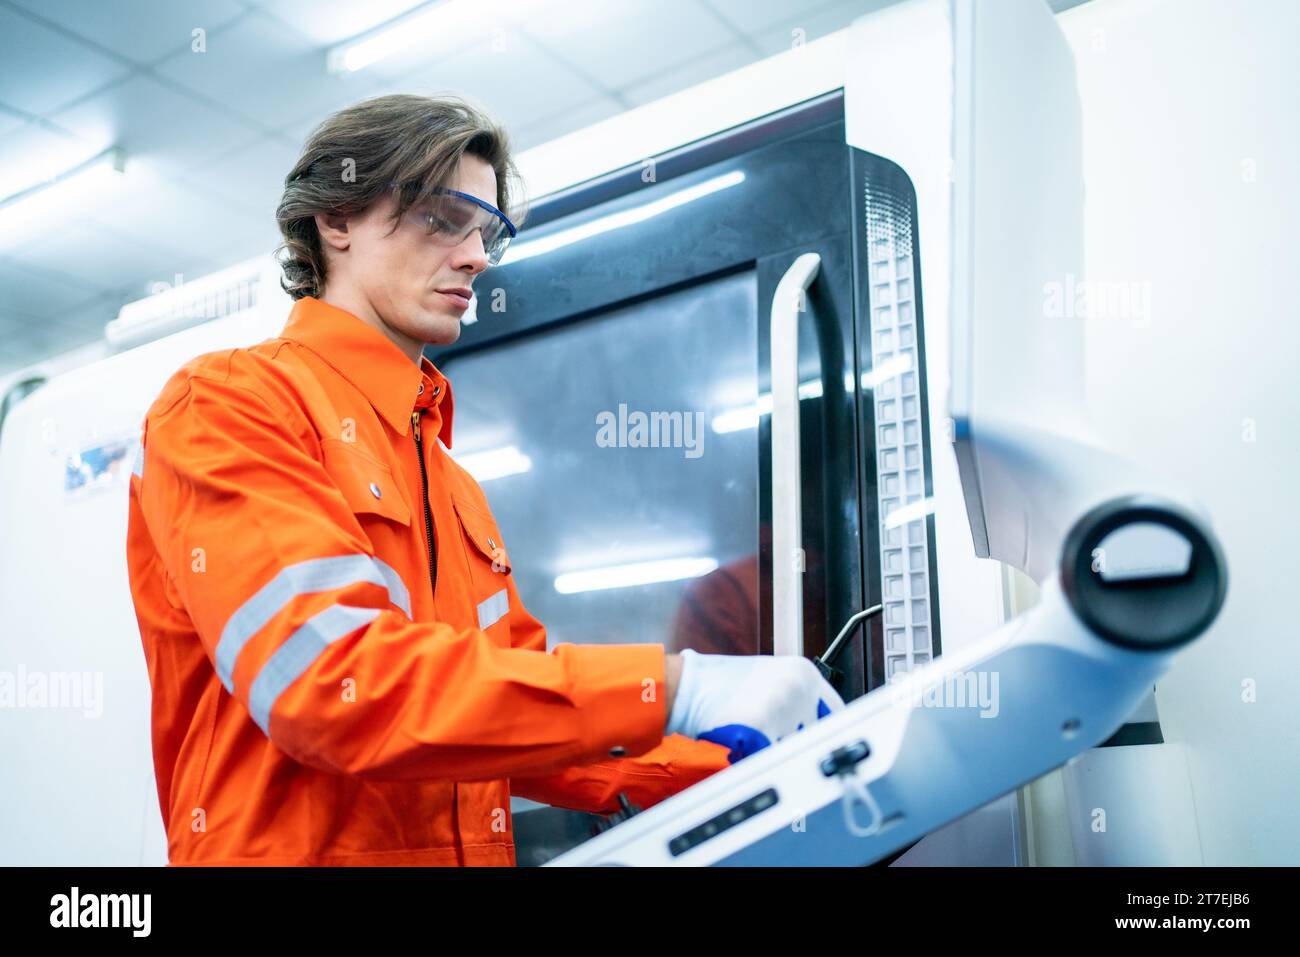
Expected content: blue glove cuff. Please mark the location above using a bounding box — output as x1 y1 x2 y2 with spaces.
699 724 771 764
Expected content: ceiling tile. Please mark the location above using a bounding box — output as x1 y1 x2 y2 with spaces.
620 42 756 108
329 0 535 83
750 0 894 56
0 5 132 115
705 0 837 35
0 309 39 343
0 103 28 138
523 0 733 94
47 74 266 181
367 31 602 139
258 0 431 47
8 0 249 65
0 258 100 319
0 121 103 201
152 11 385 131
506 94 629 154
173 136 302 217
75 163 283 267
6 221 204 291
283 114 324 150
510 95 626 153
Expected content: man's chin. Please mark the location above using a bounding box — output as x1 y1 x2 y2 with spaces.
416 308 463 347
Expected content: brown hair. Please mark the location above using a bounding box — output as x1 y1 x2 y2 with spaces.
275 93 528 300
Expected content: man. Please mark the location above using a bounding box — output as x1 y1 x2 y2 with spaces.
126 93 841 866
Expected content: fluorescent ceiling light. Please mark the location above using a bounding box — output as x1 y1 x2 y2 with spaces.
711 354 920 434
710 377 823 434
710 404 764 435
554 556 718 595
883 497 935 529
0 148 126 235
501 170 745 265
451 444 532 482
327 0 534 74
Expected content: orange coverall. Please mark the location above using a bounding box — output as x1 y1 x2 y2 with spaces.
126 295 729 865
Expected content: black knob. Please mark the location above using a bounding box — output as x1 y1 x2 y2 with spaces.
1059 495 1228 651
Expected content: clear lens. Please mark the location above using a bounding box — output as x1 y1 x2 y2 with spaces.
419 193 512 265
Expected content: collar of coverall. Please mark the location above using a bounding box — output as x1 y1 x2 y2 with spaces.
280 295 455 448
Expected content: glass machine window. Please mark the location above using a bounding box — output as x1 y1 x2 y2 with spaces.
446 270 761 656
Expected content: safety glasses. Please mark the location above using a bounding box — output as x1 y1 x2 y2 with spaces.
406 187 517 266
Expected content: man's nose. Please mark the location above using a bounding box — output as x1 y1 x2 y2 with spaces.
452 229 489 271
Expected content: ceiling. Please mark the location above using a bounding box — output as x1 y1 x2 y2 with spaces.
0 0 1086 379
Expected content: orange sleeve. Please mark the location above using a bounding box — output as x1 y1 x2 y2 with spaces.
136 357 667 783
502 571 730 813
510 734 731 814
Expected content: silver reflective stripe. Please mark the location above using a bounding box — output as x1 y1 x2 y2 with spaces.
373 559 411 621
247 604 381 734
477 587 509 630
132 442 144 479
215 554 411 693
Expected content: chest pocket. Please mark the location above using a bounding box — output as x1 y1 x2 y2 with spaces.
452 495 512 632
321 438 411 527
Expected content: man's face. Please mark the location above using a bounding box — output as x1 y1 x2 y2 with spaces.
319 154 498 358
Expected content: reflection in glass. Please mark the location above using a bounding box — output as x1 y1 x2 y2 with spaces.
446 270 760 655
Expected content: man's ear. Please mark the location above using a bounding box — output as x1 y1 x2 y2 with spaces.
316 211 351 252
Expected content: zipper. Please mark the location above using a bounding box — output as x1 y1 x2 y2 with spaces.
411 410 437 597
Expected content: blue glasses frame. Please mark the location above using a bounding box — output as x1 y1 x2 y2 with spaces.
431 187 517 239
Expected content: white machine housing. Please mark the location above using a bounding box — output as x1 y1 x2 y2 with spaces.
546 0 1227 867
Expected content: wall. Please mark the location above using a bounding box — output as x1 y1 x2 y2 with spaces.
1059 0 1299 864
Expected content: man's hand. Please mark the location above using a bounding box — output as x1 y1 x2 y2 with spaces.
663 650 844 763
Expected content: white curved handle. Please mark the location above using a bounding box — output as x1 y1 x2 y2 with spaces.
770 252 821 657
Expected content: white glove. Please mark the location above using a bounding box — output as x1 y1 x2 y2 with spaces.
665 650 845 763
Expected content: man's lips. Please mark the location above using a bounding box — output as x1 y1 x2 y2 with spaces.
437 287 472 304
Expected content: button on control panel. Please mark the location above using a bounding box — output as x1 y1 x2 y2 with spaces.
668 788 778 857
